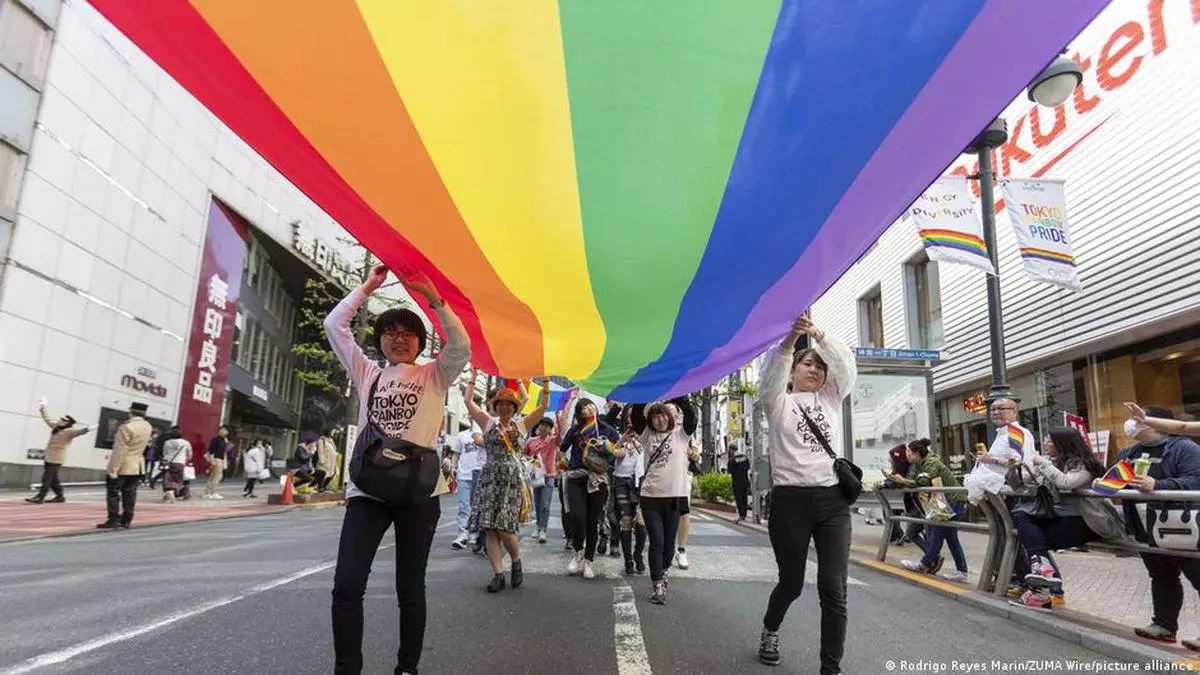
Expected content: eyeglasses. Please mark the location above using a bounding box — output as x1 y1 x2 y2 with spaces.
992 406 1017 411
381 329 420 341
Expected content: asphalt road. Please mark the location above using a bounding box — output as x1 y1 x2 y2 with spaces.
0 496 1124 674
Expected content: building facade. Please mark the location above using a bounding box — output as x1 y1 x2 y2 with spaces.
0 0 462 486
808 0 1200 465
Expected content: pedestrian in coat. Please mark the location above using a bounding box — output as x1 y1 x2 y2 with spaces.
97 402 153 530
27 399 89 504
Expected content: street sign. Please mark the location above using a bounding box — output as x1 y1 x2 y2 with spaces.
853 347 941 361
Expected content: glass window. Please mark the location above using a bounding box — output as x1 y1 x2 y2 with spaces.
0 140 24 222
905 254 944 349
850 372 932 486
0 67 38 150
858 288 884 348
0 1 53 88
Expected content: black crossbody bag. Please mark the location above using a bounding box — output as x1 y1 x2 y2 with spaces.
349 373 441 506
798 406 863 504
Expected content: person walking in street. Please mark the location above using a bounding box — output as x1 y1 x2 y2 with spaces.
524 397 571 544
450 431 485 549
144 429 163 488
630 397 698 604
728 444 751 522
243 439 265 498
561 396 621 579
325 263 470 675
465 373 550 593
204 425 230 500
96 402 153 530
26 399 89 504
610 405 648 575
315 429 338 492
756 313 855 673
1117 404 1200 646
161 425 192 502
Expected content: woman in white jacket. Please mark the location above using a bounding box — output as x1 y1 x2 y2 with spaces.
756 314 855 674
242 440 265 499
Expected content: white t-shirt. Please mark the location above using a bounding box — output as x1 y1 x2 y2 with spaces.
614 437 643 479
455 441 487 482
325 288 471 501
759 334 856 488
981 422 1039 476
638 428 691 498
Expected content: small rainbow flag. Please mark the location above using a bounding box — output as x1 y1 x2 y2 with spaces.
1019 247 1077 266
1092 459 1135 496
1007 425 1026 458
919 229 989 259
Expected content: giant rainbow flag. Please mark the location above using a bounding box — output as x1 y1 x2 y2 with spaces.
89 1 1108 402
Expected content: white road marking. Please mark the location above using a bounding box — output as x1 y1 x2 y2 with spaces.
0 545 389 675
613 583 653 675
688 512 712 522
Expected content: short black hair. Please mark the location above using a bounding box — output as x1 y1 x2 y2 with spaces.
372 309 428 356
907 438 933 457
1145 405 1175 420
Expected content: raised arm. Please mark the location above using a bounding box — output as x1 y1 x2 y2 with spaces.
760 315 810 419
38 400 59 429
672 396 698 437
630 404 647 435
463 370 491 430
323 266 387 389
1127 402 1200 437
521 378 552 432
807 320 856 404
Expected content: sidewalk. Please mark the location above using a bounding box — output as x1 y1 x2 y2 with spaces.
0 482 292 542
697 504 1200 660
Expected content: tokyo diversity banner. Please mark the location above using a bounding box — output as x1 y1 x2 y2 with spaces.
177 200 247 450
908 176 994 274
1001 178 1081 291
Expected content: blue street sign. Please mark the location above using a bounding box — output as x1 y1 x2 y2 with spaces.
853 347 941 361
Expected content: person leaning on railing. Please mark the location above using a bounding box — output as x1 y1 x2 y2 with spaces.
892 439 969 582
1117 403 1200 647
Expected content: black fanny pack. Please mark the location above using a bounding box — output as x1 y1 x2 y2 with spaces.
349 374 440 506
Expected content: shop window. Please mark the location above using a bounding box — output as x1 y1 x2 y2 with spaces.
0 0 53 89
858 287 884 348
904 253 943 349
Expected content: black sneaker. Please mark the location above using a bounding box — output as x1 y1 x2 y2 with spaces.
649 581 666 605
511 561 523 589
487 573 507 593
635 556 646 574
95 521 122 530
45 496 65 503
598 539 608 555
625 560 635 576
758 629 781 666
24 497 44 504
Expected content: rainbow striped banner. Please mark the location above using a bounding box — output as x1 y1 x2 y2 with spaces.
88 0 1106 400
1002 178 1082 291
1092 459 1135 496
909 177 994 274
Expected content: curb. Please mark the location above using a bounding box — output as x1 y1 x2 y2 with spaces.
0 506 298 545
694 507 1193 673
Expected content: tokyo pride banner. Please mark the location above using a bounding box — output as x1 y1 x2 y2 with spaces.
909 176 994 274
1001 178 1081 291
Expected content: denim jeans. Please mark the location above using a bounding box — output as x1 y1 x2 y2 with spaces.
534 476 555 531
455 479 473 540
921 501 968 573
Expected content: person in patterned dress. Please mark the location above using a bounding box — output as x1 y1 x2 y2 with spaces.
465 372 550 593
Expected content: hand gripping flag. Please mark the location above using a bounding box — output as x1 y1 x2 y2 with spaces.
1092 459 1135 496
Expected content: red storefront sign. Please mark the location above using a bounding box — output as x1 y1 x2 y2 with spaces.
177 200 247 459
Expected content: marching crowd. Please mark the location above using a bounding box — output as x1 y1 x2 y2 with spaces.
22 260 1200 675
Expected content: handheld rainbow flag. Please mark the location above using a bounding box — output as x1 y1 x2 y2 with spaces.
88 0 1108 401
1092 459 1136 496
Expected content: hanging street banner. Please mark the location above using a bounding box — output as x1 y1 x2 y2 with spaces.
908 176 994 274
1001 178 1081 291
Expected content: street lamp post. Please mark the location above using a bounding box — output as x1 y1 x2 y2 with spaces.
965 55 1082 438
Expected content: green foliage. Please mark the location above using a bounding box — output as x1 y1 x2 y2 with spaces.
695 472 734 502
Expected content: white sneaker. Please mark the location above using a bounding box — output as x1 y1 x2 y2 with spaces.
213 494 224 500
582 560 596 579
538 530 547 544
675 550 690 570
941 570 969 583
567 551 582 576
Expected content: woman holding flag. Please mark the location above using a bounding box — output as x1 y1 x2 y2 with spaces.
465 371 550 593
561 396 622 579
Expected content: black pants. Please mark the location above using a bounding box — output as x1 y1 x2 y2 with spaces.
35 462 63 499
641 498 682 583
733 481 750 519
1012 512 1096 578
332 497 440 675
314 470 331 491
1141 552 1200 633
558 477 571 539
764 486 850 675
105 476 140 525
567 477 608 560
243 478 257 496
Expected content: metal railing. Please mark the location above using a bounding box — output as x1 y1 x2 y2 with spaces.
874 485 1200 598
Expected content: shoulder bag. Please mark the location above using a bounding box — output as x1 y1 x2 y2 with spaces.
638 433 674 493
349 373 441 506
798 406 863 504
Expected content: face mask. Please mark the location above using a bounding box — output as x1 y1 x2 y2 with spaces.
1123 419 1145 439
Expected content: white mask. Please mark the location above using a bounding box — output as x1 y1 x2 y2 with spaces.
1123 419 1145 439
